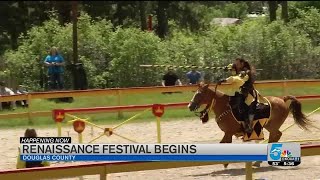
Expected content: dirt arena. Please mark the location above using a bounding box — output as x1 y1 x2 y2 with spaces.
0 114 319 180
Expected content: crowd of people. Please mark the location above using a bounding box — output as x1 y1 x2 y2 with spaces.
162 66 202 87
0 82 29 111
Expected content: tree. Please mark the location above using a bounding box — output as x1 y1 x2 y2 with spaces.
113 1 126 27
81 1 114 20
281 1 289 23
156 1 169 38
71 1 78 64
139 1 147 31
49 1 72 25
0 2 27 50
268 1 278 22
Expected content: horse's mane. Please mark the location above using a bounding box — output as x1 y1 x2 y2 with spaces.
208 87 229 99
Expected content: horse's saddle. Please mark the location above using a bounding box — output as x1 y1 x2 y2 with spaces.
229 92 271 122
229 91 271 142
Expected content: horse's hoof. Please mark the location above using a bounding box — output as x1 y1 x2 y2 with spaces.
253 161 261 167
223 163 229 168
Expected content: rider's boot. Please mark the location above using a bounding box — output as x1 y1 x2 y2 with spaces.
245 101 257 133
244 115 253 133
232 92 241 110
236 93 245 113
239 102 251 133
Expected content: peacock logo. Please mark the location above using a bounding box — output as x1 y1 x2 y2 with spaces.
281 150 292 157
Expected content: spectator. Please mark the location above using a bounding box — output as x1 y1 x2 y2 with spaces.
186 67 201 85
0 81 16 110
162 67 182 87
44 47 65 91
16 85 28 108
16 128 50 169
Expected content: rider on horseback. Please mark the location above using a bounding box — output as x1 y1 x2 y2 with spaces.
219 58 257 133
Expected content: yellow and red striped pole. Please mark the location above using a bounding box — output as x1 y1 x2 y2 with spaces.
152 104 165 144
139 64 263 71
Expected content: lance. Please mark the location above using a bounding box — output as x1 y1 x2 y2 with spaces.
139 64 263 71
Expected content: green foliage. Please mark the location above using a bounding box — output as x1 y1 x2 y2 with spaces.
291 8 320 46
223 2 249 19
291 1 320 11
2 12 167 89
108 28 164 87
2 5 320 91
3 13 61 90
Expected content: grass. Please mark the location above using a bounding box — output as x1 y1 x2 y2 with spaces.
0 86 319 129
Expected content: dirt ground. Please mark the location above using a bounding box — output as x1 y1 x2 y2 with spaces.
0 114 319 180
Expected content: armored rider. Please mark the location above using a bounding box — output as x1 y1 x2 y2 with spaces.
219 58 257 133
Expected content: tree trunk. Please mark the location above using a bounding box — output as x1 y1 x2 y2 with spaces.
139 1 147 31
50 1 71 25
17 1 27 33
113 2 125 26
268 1 277 22
10 30 18 50
9 1 27 50
280 1 289 23
71 1 78 64
156 1 169 39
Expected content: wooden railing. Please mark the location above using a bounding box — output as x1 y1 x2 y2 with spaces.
0 79 320 122
51 94 320 116
0 144 318 180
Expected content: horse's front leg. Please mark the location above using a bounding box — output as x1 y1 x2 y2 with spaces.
220 132 233 168
220 133 233 143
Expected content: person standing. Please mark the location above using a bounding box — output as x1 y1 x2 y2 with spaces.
162 67 182 87
44 47 65 90
186 67 201 85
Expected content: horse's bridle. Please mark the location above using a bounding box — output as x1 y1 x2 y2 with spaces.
194 83 219 118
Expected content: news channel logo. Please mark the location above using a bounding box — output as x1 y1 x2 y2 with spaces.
267 143 301 166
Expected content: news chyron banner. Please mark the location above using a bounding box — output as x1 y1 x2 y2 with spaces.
267 143 301 166
20 137 301 166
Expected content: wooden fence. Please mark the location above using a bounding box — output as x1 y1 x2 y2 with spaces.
0 144 318 180
0 79 320 122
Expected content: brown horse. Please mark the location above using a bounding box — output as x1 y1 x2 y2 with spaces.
188 83 311 166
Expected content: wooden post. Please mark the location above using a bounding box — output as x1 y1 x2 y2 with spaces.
245 162 253 180
117 90 123 119
57 122 62 137
78 133 83 143
27 93 33 125
156 116 161 143
152 104 164 144
148 14 152 32
54 109 65 137
283 79 288 96
100 166 107 180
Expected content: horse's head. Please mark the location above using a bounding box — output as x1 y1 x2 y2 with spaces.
188 83 213 112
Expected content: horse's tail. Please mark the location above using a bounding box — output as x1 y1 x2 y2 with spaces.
283 95 310 130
